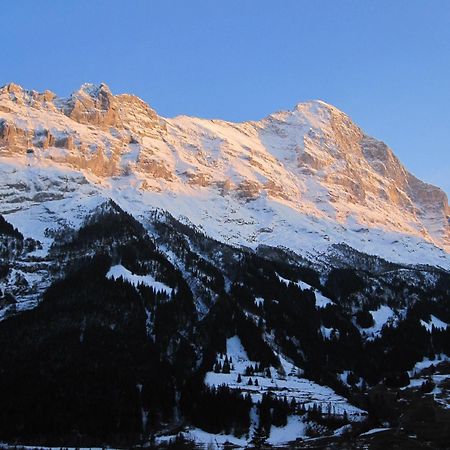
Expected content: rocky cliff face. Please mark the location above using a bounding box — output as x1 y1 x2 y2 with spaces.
0 82 448 267
60 83 120 128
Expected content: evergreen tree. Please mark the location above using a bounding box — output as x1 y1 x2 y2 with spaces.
250 426 268 449
222 361 231 374
290 397 297 413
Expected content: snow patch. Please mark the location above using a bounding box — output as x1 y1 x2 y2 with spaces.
205 336 366 420
106 264 172 294
277 275 334 308
267 415 307 444
361 305 395 339
360 427 392 436
420 315 448 332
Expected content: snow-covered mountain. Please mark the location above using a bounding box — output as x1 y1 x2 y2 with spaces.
0 83 449 448
0 82 449 270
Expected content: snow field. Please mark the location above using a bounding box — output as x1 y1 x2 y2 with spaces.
205 336 366 419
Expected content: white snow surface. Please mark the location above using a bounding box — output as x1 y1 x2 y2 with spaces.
360 305 396 339
420 315 448 332
314 291 334 308
106 264 172 294
370 305 395 330
410 354 450 375
267 415 307 444
321 326 338 340
360 427 392 436
405 355 450 409
177 428 247 448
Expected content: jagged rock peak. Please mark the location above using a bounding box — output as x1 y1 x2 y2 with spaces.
55 82 161 132
59 82 119 128
0 82 24 94
76 82 112 98
0 82 56 106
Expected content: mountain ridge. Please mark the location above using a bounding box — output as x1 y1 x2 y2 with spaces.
0 82 448 271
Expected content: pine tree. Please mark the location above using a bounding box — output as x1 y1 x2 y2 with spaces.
245 365 254 376
222 361 231 374
237 373 242 383
258 317 264 328
250 426 268 449
290 397 297 413
361 379 367 392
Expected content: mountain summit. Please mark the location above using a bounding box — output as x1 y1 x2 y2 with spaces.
0 82 448 268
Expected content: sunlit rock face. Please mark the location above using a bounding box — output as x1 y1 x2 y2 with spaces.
0 82 448 266
59 83 119 128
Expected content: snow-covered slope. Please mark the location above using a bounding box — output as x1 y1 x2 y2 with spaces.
205 336 365 418
0 82 449 270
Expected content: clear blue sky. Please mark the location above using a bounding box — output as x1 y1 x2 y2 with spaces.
2 0 450 195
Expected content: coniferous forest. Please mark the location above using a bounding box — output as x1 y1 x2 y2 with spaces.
0 204 449 448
